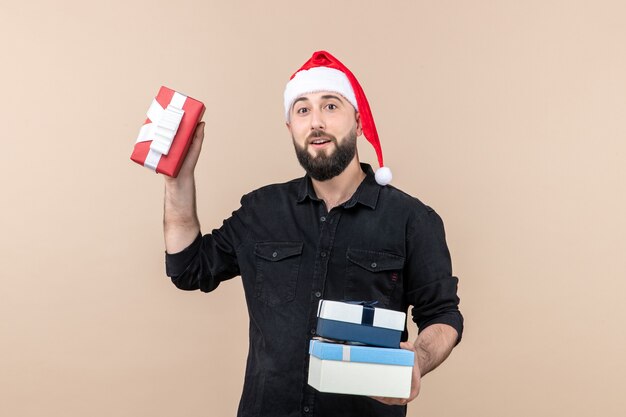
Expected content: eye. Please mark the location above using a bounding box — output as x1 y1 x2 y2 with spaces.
296 107 309 114
326 103 337 110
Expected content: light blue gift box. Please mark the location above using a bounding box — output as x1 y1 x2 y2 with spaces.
307 340 414 398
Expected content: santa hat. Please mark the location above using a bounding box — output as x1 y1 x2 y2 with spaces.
284 50 392 186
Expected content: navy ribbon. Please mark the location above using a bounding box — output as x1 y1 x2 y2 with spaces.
344 300 378 327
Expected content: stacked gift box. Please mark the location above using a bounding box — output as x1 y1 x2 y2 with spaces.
307 300 414 398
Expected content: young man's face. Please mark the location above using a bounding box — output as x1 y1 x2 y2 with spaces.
287 91 362 181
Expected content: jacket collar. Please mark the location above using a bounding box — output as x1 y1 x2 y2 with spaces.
296 163 380 210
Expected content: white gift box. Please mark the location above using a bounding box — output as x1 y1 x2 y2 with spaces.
307 340 414 398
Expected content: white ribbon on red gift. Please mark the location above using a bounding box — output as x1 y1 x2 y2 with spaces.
135 92 187 171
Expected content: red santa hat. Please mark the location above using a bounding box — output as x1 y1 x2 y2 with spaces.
284 50 392 186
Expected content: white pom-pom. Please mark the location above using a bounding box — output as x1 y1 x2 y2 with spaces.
375 166 392 186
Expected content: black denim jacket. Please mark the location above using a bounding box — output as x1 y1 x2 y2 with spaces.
165 164 463 417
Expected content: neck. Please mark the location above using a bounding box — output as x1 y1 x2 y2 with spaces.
311 157 366 212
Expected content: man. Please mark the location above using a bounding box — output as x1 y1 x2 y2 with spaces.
163 51 463 417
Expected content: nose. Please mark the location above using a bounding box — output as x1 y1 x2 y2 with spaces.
310 107 325 131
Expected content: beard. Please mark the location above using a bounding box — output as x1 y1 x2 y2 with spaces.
292 128 358 181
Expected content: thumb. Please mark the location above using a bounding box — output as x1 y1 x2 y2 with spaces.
186 121 205 161
175 122 205 178
190 121 205 149
400 341 415 351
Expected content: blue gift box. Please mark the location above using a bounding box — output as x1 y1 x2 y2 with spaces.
307 339 414 398
316 300 406 348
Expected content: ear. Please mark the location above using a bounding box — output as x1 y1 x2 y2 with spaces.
355 112 363 137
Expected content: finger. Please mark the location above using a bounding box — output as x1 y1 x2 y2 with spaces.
194 121 205 140
370 396 392 405
186 123 205 159
172 122 205 179
399 341 415 351
191 122 205 149
370 396 405 406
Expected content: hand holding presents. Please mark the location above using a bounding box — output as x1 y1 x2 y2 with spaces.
371 324 459 406
370 341 421 406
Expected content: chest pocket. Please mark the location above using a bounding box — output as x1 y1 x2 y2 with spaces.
254 242 303 307
345 248 405 308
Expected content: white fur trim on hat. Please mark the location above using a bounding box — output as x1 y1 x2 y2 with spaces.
284 67 358 120
375 166 392 186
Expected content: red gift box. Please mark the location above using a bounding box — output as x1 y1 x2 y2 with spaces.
131 86 205 177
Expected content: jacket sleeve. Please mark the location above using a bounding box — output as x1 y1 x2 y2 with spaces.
404 206 464 344
164 193 251 293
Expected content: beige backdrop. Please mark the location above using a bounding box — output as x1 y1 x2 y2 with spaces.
2 0 625 416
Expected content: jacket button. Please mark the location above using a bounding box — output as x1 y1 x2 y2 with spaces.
272 252 278 258
320 251 327 257
315 291 322 298
371 262 377 268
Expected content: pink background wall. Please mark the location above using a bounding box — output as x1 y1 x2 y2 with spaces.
2 1 625 415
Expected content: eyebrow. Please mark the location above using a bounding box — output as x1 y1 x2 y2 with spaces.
291 94 345 112
292 97 309 107
320 94 344 102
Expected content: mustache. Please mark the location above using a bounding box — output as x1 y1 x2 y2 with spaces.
306 130 337 142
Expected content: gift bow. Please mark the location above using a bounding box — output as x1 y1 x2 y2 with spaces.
136 92 187 171
345 300 378 326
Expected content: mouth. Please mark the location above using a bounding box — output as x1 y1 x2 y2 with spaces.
309 137 333 148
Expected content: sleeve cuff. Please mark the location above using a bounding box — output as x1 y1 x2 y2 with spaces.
417 311 464 346
165 233 203 277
